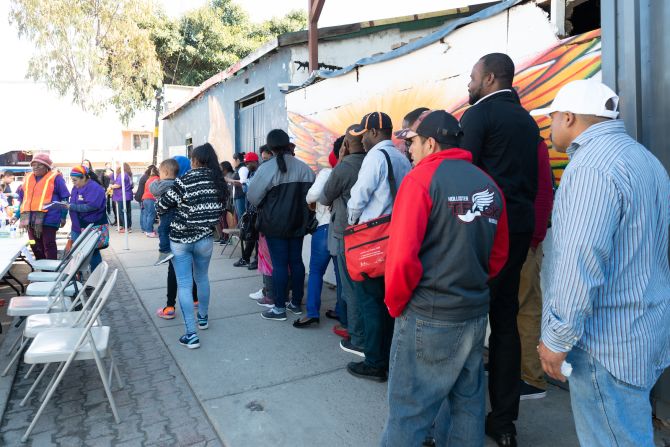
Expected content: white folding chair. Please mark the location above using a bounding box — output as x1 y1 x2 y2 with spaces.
29 224 94 273
1 262 109 378
4 234 97 362
24 232 98 297
21 270 121 442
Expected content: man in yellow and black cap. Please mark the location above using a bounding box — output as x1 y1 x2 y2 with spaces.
344 111 411 382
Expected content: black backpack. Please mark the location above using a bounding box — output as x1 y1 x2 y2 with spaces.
239 209 258 242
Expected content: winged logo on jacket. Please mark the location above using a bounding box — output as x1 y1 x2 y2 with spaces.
456 188 496 223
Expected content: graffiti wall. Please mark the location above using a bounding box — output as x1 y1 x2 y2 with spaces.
286 2 601 184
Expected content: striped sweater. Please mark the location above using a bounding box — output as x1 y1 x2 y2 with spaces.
156 168 224 244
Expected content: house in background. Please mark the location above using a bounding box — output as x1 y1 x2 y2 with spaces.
160 4 499 162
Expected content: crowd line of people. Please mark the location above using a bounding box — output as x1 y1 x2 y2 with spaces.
3 51 668 447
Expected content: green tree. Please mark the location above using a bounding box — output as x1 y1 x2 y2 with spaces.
10 0 163 123
248 10 308 43
149 3 307 86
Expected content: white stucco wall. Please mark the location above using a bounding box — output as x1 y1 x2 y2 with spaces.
286 4 557 120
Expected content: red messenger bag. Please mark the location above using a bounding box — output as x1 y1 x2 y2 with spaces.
344 149 397 282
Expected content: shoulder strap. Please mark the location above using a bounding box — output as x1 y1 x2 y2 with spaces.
379 149 397 202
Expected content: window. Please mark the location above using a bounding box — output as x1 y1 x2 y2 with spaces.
132 134 151 151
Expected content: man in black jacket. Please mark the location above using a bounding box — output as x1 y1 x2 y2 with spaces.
321 126 367 357
460 53 539 447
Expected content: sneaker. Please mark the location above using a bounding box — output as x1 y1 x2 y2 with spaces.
249 288 264 300
233 258 249 267
340 339 365 358
179 333 200 349
155 252 174 266
332 324 349 339
519 381 547 400
256 296 275 308
197 313 208 330
286 302 302 315
156 306 175 320
146 231 158 238
247 260 258 270
346 361 386 382
118 227 125 234
261 308 287 321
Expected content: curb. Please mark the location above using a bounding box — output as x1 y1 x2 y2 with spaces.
0 320 23 423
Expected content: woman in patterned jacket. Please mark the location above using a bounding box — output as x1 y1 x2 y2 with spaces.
157 143 227 349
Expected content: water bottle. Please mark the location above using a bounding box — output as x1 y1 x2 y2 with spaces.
9 225 16 238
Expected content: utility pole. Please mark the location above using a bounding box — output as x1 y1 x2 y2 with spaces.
152 87 163 166
308 0 325 73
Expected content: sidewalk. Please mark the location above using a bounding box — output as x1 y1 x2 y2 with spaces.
0 220 667 446
110 227 579 446
0 234 221 446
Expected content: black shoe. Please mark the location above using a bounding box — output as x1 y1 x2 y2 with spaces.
247 260 258 270
485 428 517 447
325 309 340 321
233 258 249 267
346 361 387 382
292 317 320 328
519 380 547 400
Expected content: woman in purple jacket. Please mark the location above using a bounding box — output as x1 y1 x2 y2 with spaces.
66 165 107 270
17 154 70 260
111 162 134 232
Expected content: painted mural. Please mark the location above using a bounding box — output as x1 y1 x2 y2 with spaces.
289 29 602 183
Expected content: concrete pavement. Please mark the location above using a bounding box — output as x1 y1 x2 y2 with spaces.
109 223 581 447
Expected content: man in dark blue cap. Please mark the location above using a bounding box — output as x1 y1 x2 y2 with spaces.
345 112 411 381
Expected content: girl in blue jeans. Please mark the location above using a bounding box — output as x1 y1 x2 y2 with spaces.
293 155 340 328
156 143 226 348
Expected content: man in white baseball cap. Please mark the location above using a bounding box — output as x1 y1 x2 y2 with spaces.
532 79 670 445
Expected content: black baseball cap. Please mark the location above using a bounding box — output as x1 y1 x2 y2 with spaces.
349 112 393 136
398 110 463 146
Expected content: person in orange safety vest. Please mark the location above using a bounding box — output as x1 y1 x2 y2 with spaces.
17 154 70 260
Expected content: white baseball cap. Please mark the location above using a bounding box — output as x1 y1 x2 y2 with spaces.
530 79 619 119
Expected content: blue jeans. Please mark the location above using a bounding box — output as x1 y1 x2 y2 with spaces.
140 199 156 233
567 347 654 446
337 237 363 344
265 236 305 311
381 310 487 447
306 225 334 318
353 275 393 369
171 237 213 335
234 197 246 221
70 230 102 272
158 211 173 253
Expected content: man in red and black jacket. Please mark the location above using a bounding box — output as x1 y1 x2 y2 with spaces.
381 110 508 447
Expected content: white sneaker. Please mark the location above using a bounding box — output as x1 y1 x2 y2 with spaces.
249 288 264 300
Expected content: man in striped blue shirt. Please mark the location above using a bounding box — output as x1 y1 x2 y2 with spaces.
531 79 670 446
